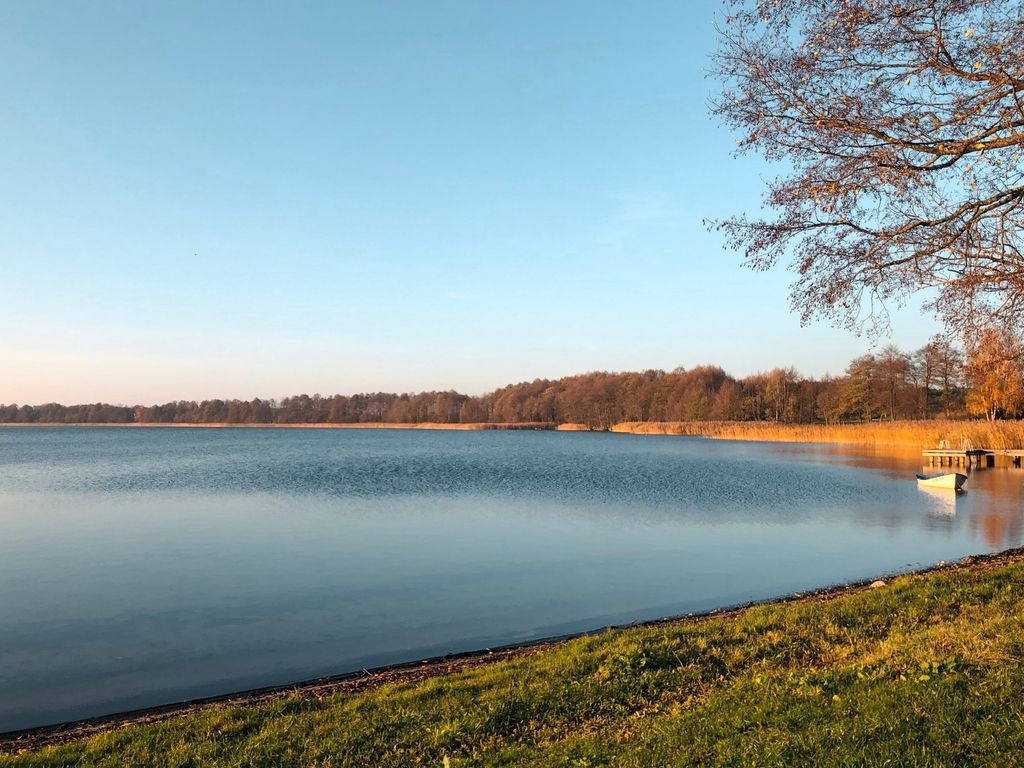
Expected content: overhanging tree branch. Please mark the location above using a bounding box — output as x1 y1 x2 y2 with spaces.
710 0 1024 334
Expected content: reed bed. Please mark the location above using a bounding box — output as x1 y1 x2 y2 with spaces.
611 420 1024 450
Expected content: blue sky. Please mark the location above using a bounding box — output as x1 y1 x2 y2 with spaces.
0 1 938 404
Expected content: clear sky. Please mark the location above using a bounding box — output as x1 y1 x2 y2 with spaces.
0 1 940 405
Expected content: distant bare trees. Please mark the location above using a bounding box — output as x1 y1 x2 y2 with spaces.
0 340 983 426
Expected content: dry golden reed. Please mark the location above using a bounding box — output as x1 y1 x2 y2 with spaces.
610 420 1024 450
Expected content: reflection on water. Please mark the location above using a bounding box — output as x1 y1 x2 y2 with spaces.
771 440 1024 548
0 427 1022 732
917 485 959 517
962 469 1024 547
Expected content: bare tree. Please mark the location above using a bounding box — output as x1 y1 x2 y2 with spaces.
710 0 1024 334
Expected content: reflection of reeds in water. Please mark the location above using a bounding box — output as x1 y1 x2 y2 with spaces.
972 510 1022 549
612 420 1024 449
964 469 1024 548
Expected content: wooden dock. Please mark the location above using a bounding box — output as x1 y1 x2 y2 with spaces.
922 449 1024 468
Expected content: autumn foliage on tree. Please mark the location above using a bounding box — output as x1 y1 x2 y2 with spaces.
711 0 1024 333
964 326 1024 418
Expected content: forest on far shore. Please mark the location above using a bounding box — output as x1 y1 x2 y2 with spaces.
9 334 1018 429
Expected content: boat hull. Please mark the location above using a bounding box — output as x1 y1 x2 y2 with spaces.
916 472 967 490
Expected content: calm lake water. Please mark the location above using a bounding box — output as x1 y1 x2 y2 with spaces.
1 426 1022 732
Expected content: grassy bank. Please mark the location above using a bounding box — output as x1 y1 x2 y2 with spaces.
611 419 1024 450
5 552 1024 766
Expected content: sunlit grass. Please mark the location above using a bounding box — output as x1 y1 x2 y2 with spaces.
4 558 1024 766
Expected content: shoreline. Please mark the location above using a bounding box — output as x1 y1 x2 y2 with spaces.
5 419 1017 461
1 419 1018 451
0 421 557 431
5 544 1023 754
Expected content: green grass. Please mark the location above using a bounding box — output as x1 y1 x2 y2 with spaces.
5 561 1024 767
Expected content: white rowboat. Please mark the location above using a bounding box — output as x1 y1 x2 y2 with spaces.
916 472 967 490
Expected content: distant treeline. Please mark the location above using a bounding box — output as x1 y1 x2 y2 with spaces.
1 340 969 429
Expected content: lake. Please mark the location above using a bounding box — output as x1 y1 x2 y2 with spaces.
1 426 1021 732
